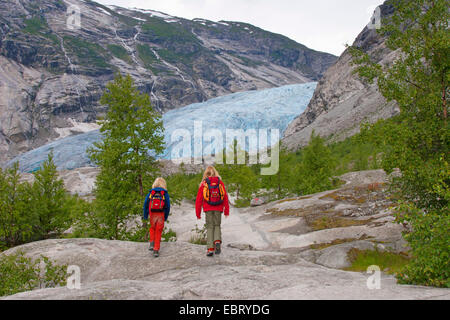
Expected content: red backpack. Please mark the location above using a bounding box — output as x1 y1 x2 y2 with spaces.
149 190 166 213
203 177 225 206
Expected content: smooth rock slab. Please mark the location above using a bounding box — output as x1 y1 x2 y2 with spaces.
314 240 376 269
2 238 449 300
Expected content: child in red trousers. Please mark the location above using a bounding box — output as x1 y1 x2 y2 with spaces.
143 177 171 257
195 166 229 257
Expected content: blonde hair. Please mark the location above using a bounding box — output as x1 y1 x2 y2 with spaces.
201 166 221 184
152 177 167 189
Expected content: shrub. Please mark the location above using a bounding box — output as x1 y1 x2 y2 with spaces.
395 203 449 288
189 225 207 245
0 252 68 297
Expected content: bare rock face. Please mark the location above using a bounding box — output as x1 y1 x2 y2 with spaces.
2 238 449 300
282 1 399 150
4 169 450 300
0 0 337 163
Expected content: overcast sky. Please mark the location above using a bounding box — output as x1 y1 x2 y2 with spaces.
96 0 385 56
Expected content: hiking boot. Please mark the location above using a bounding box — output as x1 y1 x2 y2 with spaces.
149 242 154 251
214 241 221 255
206 249 214 257
153 250 159 257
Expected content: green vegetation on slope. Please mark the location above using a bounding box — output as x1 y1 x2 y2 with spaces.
63 35 111 70
22 16 47 34
22 16 59 45
141 17 199 44
165 130 384 208
136 44 160 73
108 44 133 65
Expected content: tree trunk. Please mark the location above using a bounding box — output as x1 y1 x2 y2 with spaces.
138 174 143 197
442 77 447 120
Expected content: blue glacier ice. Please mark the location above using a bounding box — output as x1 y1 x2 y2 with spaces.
7 83 316 172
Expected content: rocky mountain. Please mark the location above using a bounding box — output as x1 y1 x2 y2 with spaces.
0 0 336 163
282 1 399 150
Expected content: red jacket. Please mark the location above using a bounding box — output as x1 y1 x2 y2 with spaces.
195 177 230 218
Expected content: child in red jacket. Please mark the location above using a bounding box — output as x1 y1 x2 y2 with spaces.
195 166 229 257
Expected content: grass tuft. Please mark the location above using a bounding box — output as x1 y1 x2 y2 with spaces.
344 248 410 274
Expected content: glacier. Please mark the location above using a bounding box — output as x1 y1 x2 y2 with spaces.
7 83 317 173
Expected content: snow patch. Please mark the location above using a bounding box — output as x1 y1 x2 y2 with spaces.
105 5 118 11
129 8 173 19
97 7 111 16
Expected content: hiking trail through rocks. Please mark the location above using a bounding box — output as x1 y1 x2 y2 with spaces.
3 170 449 300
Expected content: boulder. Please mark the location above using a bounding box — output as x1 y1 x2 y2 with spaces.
250 197 265 207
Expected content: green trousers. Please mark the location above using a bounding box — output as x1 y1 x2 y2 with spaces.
205 211 222 249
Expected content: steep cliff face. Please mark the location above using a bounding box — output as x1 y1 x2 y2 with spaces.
282 2 399 150
0 0 336 162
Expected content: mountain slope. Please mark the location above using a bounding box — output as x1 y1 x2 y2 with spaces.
282 1 399 150
0 0 336 162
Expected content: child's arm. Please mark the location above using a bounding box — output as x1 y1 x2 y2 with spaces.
195 183 204 219
164 192 170 221
222 182 230 217
143 192 150 220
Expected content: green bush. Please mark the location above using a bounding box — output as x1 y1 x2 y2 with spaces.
0 252 68 297
161 227 177 242
0 155 81 249
395 204 449 288
30 154 74 239
189 225 207 245
345 248 410 275
166 171 202 204
0 164 35 247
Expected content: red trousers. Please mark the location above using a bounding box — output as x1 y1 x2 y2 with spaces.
149 212 165 251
